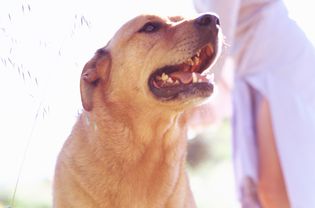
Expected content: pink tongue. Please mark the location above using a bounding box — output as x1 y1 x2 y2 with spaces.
169 71 193 84
169 71 207 84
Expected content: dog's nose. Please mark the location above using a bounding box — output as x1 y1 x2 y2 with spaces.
194 13 220 27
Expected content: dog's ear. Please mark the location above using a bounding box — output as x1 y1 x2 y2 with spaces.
80 48 111 111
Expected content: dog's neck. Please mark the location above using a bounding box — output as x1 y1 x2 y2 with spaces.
73 107 191 206
82 105 188 164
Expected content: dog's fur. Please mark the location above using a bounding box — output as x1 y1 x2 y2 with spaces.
53 14 221 208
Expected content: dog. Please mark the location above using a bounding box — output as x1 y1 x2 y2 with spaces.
53 13 222 208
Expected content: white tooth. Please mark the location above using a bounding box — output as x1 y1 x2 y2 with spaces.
187 58 194 65
206 45 214 56
185 57 194 65
192 72 198 83
167 77 174 83
175 80 180 85
161 73 168 81
193 57 200 65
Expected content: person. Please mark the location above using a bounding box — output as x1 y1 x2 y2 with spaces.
193 0 315 207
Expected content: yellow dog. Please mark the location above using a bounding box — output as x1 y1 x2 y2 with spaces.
53 13 222 208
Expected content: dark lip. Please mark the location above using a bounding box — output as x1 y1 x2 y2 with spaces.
148 43 217 101
149 81 213 101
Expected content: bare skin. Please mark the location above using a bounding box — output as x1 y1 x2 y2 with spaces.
257 97 290 208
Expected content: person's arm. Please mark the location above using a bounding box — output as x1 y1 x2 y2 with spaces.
256 97 290 208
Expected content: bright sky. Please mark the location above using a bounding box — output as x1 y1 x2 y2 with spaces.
0 0 314 200
0 0 196 188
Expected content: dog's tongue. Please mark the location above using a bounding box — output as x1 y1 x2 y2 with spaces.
169 71 208 84
169 71 192 84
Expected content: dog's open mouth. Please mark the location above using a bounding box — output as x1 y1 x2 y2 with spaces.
149 44 216 100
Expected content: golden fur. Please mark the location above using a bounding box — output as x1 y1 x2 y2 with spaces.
53 14 221 208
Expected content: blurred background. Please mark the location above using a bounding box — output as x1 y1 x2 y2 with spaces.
0 0 314 207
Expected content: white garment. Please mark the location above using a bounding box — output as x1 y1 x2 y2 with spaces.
194 0 315 207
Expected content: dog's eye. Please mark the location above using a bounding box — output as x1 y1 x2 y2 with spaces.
138 22 161 33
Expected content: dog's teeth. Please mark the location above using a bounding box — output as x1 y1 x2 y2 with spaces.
193 57 200 65
167 77 174 83
174 80 180 85
205 45 214 56
192 72 198 83
196 50 201 57
186 58 194 66
161 73 169 81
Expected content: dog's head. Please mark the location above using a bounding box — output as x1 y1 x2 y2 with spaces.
80 14 222 112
